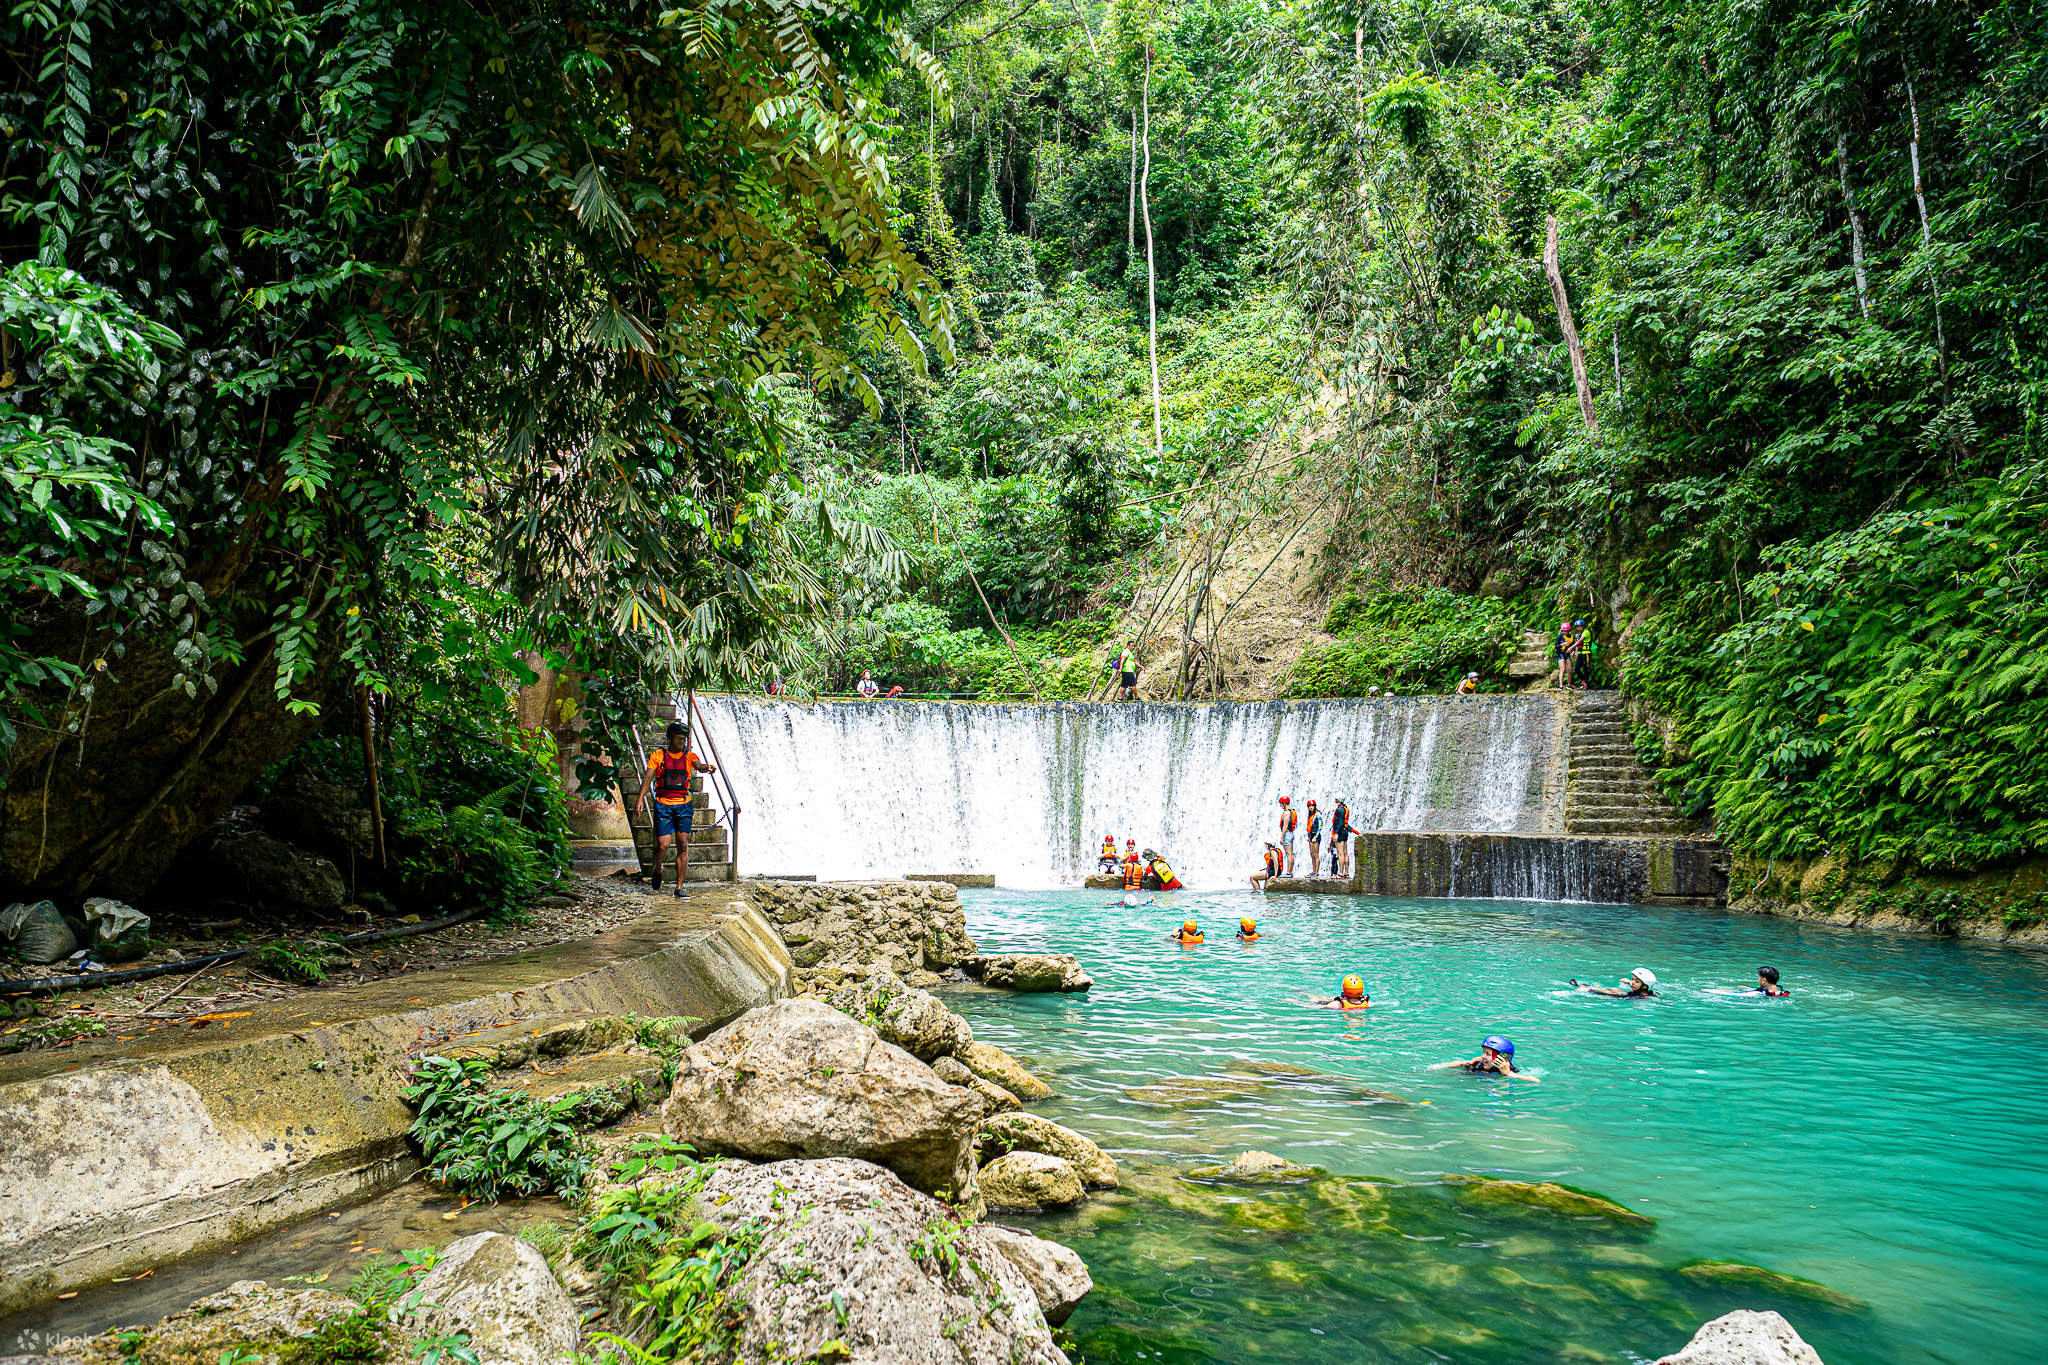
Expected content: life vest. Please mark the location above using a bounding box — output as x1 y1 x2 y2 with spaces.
1150 858 1183 890
1337 998 1370 1010
1263 849 1279 876
1101 839 1117 857
1332 803 1350 835
1177 930 1203 945
651 749 697 803
1122 860 1142 890
1281 808 1298 833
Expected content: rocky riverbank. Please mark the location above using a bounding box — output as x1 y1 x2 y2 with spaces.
1729 852 2048 947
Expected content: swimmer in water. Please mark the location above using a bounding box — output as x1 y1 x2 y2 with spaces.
1429 1035 1538 1081
1236 916 1259 942
1571 967 1657 998
1307 975 1370 1010
1170 919 1204 946
1750 965 1789 997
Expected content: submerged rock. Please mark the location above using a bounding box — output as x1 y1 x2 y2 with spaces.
1185 1150 1317 1182
408 1232 577 1365
979 1112 1119 1188
980 1151 1086 1213
979 1226 1093 1325
694 1157 1074 1364
1123 1075 1268 1107
1444 1175 1655 1228
59 1282 406 1365
1234 1058 1318 1077
1652 1309 1826 1365
1676 1261 1865 1310
662 998 982 1208
960 1040 1055 1100
933 1054 1021 1112
963 953 1093 992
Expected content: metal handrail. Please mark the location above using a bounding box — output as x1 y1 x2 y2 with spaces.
687 690 742 881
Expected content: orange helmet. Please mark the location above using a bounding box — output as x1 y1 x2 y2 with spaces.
1341 975 1366 999
1239 917 1255 932
1183 920 1198 934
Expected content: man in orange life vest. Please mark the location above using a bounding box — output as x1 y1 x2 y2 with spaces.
634 720 717 896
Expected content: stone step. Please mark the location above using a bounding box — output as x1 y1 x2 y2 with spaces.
1566 818 1699 835
483 1048 670 1127
437 1012 637 1068
1567 804 1682 821
1569 784 1663 799
1571 746 1642 760
631 826 729 852
1573 724 1631 737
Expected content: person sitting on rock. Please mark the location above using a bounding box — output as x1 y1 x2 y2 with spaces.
1171 919 1204 946
633 720 716 896
1572 967 1657 998
856 670 879 699
1250 842 1281 892
1236 916 1259 941
1098 833 1120 875
1430 1035 1538 1080
1122 843 1145 891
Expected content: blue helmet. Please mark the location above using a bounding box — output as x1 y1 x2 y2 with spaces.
1481 1035 1514 1056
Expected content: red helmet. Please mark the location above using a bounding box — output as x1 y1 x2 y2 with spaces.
1278 795 1291 805
1307 798 1318 807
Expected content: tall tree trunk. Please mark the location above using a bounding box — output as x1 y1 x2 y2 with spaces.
1543 216 1600 435
1835 131 1871 319
1127 110 1137 256
1904 72 1948 378
1141 46 1163 455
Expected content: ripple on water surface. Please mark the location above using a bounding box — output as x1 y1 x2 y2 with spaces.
949 889 2048 1365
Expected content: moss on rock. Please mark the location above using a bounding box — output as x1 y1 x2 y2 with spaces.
1676 1259 1866 1310
1443 1175 1654 1228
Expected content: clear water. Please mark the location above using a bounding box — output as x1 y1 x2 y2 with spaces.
948 888 2048 1365
701 697 1558 888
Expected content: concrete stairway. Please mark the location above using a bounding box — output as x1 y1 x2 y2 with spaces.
615 734 734 882
1564 691 1698 836
1506 630 1552 687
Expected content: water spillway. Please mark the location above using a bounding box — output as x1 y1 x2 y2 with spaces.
699 696 1567 889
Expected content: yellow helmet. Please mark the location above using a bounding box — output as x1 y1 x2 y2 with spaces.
1183 920 1198 934
1240 917 1256 932
1341 975 1366 998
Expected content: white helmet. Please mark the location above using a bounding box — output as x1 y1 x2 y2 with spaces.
1631 968 1658 987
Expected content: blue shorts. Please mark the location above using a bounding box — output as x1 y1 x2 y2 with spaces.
654 802 694 837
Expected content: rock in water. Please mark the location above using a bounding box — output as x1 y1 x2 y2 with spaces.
58 1281 406 1365
980 1151 1086 1213
960 1040 1055 1100
663 998 981 1207
1185 1150 1316 1182
1653 1310 1827 1365
980 1226 1093 1325
1444 1174 1655 1227
965 953 1092 992
695 1157 1073 1364
933 1054 1020 1113
408 1232 577 1365
979 1113 1119 1188
1676 1261 1865 1310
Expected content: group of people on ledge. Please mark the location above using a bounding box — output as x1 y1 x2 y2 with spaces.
1252 794 1354 888
1097 835 1185 890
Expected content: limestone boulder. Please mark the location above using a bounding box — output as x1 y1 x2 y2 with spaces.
960 1040 1054 1100
980 1226 1093 1326
979 1113 1118 1188
662 998 981 1207
979 1151 1085 1213
821 969 974 1061
745 879 977 974
205 825 346 913
695 1157 1070 1364
407 1232 577 1365
932 1055 1019 1113
1185 1150 1316 1182
1653 1310 1826 1365
58 1282 406 1365
964 954 1092 993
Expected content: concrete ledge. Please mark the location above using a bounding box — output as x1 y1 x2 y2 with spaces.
0 890 790 1314
904 873 995 888
1267 876 1358 895
1353 831 1726 904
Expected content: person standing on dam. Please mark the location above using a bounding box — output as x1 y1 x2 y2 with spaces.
1277 795 1299 875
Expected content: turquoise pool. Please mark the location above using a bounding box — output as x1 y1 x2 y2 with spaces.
945 889 2048 1365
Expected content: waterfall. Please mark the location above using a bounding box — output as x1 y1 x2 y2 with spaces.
695 696 1565 890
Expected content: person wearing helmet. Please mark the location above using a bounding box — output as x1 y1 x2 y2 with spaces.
1277 795 1298 874
1572 968 1658 998
1431 1035 1538 1080
1122 843 1145 891
1097 833 1120 875
1250 842 1282 892
1750 965 1790 997
1307 976 1370 1010
1236 916 1259 942
1456 672 1479 695
1169 919 1204 947
1329 797 1353 879
1305 799 1324 877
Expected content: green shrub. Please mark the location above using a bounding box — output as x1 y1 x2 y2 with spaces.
1288 584 1523 696
392 784 550 921
402 1055 592 1202
252 937 337 985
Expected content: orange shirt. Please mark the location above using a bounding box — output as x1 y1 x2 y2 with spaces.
648 748 700 806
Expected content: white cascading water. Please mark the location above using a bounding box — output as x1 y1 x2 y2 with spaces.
694 697 1564 889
